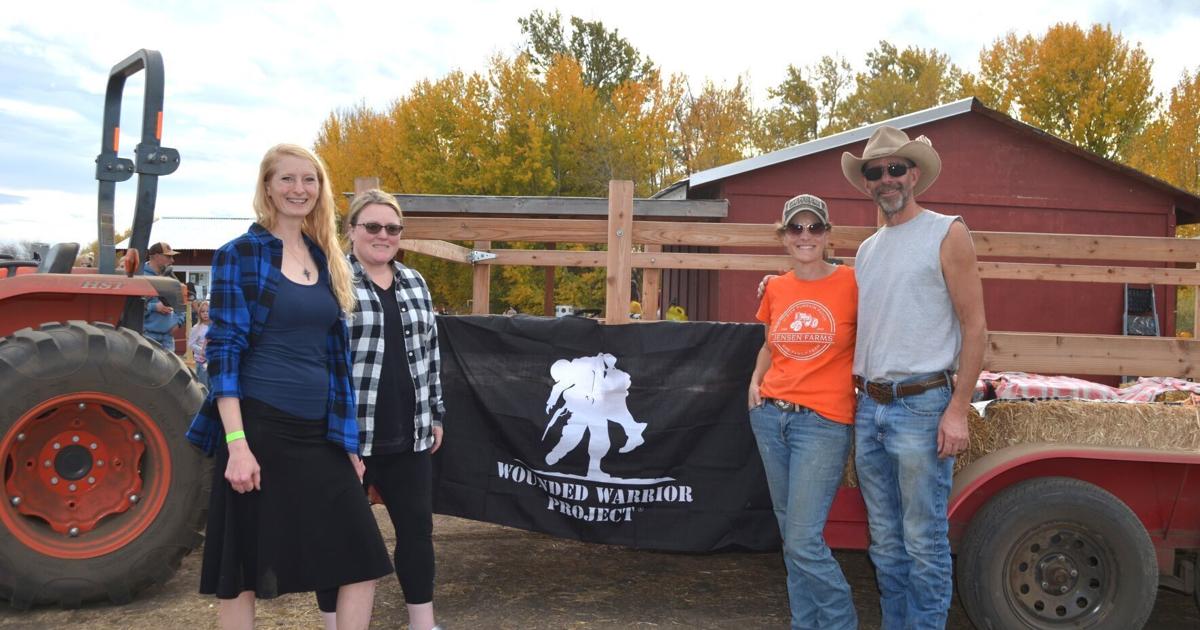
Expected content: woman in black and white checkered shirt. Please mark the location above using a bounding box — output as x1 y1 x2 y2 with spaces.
315 189 445 630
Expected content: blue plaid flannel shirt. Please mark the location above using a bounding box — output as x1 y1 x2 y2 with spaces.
185 223 358 455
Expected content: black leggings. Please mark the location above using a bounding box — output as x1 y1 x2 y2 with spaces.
317 450 435 612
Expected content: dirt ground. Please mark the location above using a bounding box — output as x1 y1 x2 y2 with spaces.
1 510 1197 629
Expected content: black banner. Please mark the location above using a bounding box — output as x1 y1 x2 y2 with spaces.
432 315 779 552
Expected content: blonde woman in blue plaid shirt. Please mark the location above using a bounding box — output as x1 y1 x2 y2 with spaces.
187 145 391 630
316 189 446 630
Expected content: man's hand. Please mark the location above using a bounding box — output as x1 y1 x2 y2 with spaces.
155 302 173 315
225 441 261 493
755 274 779 300
936 408 969 458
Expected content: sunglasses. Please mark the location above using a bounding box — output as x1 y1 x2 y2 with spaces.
785 222 831 236
862 162 911 181
356 222 404 236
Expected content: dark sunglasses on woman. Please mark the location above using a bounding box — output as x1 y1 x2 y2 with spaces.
862 162 910 181
786 222 830 236
356 222 404 236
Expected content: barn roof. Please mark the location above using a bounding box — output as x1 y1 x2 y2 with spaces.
682 97 1200 218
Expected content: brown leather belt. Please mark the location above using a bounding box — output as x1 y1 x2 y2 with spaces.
764 397 810 414
853 374 950 405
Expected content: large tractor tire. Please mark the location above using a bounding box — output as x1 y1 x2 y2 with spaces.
956 476 1158 629
0 321 206 608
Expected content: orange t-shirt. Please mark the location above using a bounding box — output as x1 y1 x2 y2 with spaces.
756 265 858 424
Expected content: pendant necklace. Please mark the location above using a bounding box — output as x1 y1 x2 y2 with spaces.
285 246 312 281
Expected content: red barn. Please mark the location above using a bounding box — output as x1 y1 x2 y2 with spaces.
660 97 1200 336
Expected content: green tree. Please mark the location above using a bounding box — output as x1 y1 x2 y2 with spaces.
972 23 1158 160
832 41 968 132
518 10 655 96
756 55 853 151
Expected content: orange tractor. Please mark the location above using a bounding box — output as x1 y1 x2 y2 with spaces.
0 50 206 608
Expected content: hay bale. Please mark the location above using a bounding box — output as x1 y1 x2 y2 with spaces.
956 400 1200 473
839 400 1200 486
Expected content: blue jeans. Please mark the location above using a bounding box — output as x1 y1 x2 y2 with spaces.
749 402 856 630
854 375 954 630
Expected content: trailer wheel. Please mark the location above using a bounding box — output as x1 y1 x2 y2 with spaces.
957 476 1157 629
0 321 206 608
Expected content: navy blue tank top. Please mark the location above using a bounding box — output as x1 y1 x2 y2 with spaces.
241 271 338 419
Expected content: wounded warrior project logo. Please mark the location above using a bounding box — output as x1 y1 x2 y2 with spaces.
495 353 694 524
769 300 835 360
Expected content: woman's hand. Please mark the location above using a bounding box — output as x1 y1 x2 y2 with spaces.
748 384 762 410
225 441 261 493
430 425 444 454
348 453 366 482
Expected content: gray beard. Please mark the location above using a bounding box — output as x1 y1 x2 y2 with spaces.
874 188 907 217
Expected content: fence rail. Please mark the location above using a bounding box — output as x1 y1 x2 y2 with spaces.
393 180 1199 378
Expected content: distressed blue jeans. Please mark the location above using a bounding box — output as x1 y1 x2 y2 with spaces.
854 374 954 630
749 402 857 630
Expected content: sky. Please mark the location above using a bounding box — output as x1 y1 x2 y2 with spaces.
1 0 1197 247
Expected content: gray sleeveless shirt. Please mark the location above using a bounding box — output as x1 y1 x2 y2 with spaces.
853 209 963 382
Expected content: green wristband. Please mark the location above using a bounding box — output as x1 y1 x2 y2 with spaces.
225 430 246 443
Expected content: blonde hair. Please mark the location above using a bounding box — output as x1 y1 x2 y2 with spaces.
347 189 403 227
252 144 355 314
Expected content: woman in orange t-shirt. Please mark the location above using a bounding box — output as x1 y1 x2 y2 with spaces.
748 193 858 629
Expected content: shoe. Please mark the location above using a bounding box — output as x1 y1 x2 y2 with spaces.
619 422 647 453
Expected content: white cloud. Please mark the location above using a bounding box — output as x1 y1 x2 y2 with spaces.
0 97 88 125
1 0 1197 247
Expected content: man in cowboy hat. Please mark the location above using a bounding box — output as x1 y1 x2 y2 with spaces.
842 125 985 629
142 241 184 350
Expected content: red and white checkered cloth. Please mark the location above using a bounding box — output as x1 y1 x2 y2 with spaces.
975 371 1200 403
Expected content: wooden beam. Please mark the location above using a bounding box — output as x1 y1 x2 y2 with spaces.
641 244 661 321
398 239 472 263
391 194 726 218
471 240 491 315
971 231 1200 263
353 177 380 195
976 262 1200 286
485 249 606 267
984 332 1199 378
403 217 608 243
403 217 1200 265
632 251 794 271
605 181 634 324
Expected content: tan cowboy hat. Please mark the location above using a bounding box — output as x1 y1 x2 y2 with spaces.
841 125 942 196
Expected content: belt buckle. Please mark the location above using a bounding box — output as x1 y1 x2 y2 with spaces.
772 398 793 412
866 381 894 405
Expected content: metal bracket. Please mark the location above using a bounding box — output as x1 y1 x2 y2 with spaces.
467 250 497 264
135 143 181 176
95 156 136 182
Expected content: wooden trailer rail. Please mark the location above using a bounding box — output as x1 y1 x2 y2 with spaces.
392 180 1200 379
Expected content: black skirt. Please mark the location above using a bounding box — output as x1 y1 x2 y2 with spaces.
199 398 393 600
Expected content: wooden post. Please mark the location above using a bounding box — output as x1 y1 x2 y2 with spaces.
472 240 491 315
354 176 380 195
641 244 662 321
544 242 556 317
605 181 634 324
1193 276 1199 338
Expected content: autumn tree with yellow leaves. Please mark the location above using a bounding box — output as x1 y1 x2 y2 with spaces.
316 15 1198 317
970 23 1158 160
